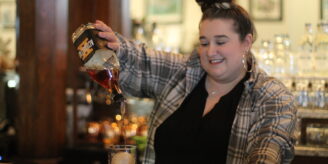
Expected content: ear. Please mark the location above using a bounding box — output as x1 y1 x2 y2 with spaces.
243 34 253 50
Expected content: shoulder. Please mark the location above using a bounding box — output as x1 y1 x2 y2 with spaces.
251 70 294 105
247 70 297 128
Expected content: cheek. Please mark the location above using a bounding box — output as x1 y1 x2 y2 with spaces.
198 53 208 67
231 54 244 66
197 48 202 57
197 48 207 59
198 46 205 55
226 50 243 64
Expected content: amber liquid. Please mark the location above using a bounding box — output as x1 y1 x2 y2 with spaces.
87 68 122 95
87 68 127 144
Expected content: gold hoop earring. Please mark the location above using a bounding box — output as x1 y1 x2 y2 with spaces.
242 54 248 71
242 52 253 73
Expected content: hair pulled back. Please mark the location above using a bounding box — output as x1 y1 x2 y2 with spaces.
196 0 257 42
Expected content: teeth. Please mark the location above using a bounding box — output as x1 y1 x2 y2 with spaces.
210 59 224 64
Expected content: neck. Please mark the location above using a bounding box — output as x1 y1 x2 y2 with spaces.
205 71 246 97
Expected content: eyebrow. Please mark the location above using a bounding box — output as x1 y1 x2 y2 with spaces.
199 35 229 40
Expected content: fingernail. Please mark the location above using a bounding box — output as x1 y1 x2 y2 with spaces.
98 32 103 36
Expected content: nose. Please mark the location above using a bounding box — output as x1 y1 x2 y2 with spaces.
207 43 217 56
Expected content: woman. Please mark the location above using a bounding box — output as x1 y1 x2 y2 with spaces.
94 0 296 163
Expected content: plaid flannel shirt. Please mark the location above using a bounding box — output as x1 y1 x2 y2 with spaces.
115 34 297 164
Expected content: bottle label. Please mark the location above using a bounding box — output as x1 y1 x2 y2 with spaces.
73 29 97 63
73 27 107 64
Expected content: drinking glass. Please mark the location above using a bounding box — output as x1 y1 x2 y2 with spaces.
108 145 136 164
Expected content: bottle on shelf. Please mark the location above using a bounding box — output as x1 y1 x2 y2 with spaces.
313 80 326 109
314 23 328 77
307 81 315 109
150 22 165 51
273 34 286 76
297 23 315 78
134 21 148 45
325 82 328 110
282 34 296 76
296 80 311 108
257 40 275 75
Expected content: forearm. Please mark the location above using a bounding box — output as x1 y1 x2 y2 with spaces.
114 33 189 98
248 136 291 164
247 87 297 163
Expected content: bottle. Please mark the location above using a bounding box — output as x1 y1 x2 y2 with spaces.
314 23 328 77
258 40 275 75
282 34 296 76
297 23 314 77
134 22 148 45
150 22 164 51
72 23 123 102
296 80 310 109
273 34 286 76
313 80 326 109
325 82 328 110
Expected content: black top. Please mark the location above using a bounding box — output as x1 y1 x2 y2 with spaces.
154 73 249 164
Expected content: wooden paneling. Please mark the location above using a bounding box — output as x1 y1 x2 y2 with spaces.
16 0 68 158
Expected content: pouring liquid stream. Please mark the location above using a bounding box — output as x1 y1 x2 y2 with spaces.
120 100 127 145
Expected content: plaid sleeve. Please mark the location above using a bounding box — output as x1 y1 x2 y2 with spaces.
247 81 297 164
114 33 189 98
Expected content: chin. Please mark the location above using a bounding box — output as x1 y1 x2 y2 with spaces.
207 71 226 79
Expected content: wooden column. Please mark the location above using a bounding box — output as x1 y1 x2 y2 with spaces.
16 0 68 160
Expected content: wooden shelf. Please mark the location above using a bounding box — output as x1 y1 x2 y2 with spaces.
295 145 328 157
297 108 328 119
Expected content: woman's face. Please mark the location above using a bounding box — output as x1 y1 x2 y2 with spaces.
198 18 252 83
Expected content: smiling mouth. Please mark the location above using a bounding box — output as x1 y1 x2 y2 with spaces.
209 59 224 64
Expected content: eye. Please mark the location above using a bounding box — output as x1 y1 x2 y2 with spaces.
199 41 208 47
216 41 225 45
200 43 208 47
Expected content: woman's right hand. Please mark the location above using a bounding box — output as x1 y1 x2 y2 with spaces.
93 20 120 51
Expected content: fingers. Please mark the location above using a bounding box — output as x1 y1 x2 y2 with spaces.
107 42 120 51
98 31 119 50
98 31 116 41
94 20 112 32
93 20 120 51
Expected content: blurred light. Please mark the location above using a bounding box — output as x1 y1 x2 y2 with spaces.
86 92 92 104
131 123 138 130
0 155 2 160
115 114 122 121
123 119 129 125
105 99 112 105
87 122 100 135
131 116 137 123
7 80 17 88
111 122 118 128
